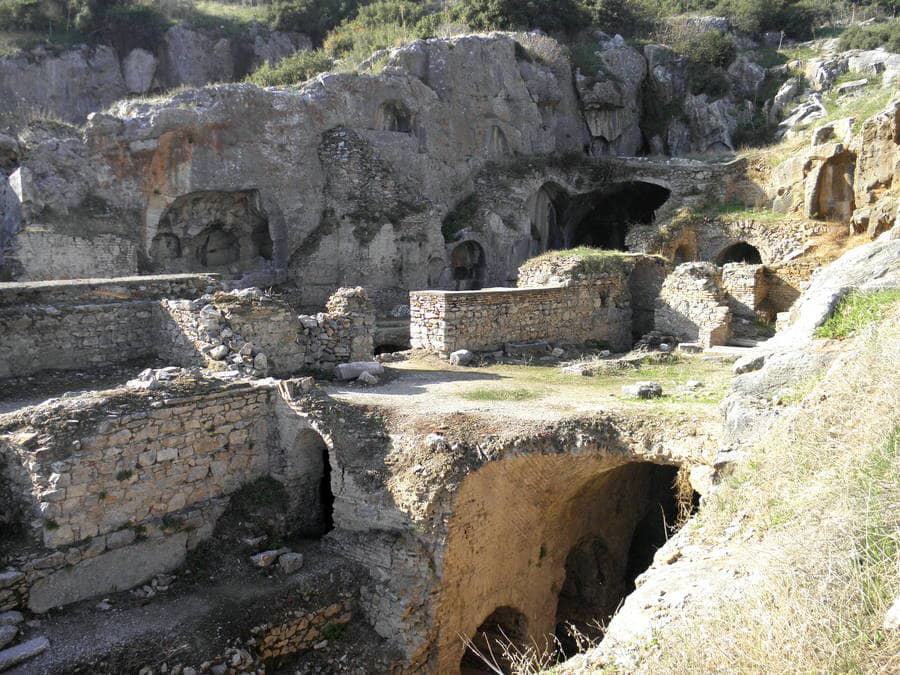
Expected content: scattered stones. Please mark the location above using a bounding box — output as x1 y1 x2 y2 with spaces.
0 637 49 671
621 382 663 399
449 349 474 366
250 549 289 569
209 345 229 361
278 553 304 575
334 362 384 381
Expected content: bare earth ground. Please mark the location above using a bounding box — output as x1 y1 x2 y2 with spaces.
325 351 738 423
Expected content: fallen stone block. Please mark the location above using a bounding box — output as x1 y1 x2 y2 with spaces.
449 349 474 366
621 381 663 399
334 362 384 381
28 533 189 613
250 548 289 568
357 371 379 385
0 637 49 671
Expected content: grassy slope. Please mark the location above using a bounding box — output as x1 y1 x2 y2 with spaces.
607 305 900 673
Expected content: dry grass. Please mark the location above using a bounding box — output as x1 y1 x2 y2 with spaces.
631 309 900 673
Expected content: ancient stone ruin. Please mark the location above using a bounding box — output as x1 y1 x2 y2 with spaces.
1 17 899 675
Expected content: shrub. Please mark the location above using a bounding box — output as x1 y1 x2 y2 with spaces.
838 19 900 53
580 0 658 37
450 0 587 34
323 0 433 63
266 0 361 44
246 48 335 86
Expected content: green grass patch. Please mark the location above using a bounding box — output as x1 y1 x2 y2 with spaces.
815 290 900 340
460 387 543 402
246 48 335 86
706 202 786 223
519 247 635 279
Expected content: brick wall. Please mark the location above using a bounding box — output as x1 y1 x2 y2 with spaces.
721 263 767 319
410 279 632 355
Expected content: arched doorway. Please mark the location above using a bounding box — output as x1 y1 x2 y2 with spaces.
289 429 335 537
451 241 486 290
717 242 762 265
460 606 529 674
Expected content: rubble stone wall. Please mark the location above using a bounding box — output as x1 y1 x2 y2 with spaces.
0 380 334 612
1 283 374 378
654 263 732 347
409 278 632 355
1 301 157 379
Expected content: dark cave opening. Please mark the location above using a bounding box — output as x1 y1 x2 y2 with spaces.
451 240 486 290
554 464 697 658
569 182 671 250
717 242 763 265
318 442 335 536
460 606 529 674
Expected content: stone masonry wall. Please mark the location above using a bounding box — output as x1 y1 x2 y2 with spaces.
410 278 631 355
1 282 374 379
0 379 332 613
0 274 218 307
1 301 157 379
654 263 732 347
721 263 767 319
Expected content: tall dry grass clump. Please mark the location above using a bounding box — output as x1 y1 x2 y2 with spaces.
642 307 900 673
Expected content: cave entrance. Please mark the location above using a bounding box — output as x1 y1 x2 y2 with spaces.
374 343 409 356
553 464 695 658
717 242 762 265
527 183 567 254
460 606 529 674
569 182 671 250
451 241 486 290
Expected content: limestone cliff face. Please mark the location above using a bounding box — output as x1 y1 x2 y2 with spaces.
0 26 311 130
2 34 591 309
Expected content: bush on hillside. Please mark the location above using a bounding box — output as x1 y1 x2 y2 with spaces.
450 0 587 34
323 0 433 60
266 0 361 44
838 19 900 52
246 47 334 86
580 0 658 37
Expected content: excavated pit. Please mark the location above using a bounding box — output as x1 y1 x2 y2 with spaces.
438 456 699 673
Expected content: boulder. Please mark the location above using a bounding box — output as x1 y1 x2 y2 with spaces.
159 26 234 88
0 625 17 649
884 597 900 631
621 381 663 399
250 549 289 568
122 48 157 94
357 370 379 385
334 361 385 381
727 56 765 99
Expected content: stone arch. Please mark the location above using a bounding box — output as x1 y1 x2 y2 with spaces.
484 125 510 159
460 606 529 673
450 241 486 291
435 455 687 671
377 100 413 133
149 190 273 273
673 243 694 264
717 241 762 265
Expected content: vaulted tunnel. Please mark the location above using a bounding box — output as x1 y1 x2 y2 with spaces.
438 455 695 673
528 182 671 254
